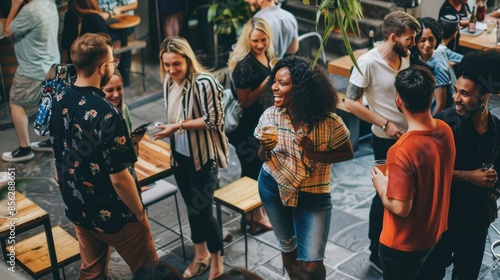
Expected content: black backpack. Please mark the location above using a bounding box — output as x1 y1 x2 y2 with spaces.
34 64 76 136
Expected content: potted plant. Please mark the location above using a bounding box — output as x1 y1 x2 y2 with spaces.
207 0 252 38
302 0 364 70
196 0 252 70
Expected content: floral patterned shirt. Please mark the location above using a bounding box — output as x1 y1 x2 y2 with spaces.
49 85 140 234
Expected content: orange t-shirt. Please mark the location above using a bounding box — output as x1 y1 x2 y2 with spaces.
379 120 455 252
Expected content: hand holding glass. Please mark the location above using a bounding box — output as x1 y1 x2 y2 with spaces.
374 160 387 175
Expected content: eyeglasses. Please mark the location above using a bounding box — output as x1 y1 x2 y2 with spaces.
110 57 120 67
103 57 120 68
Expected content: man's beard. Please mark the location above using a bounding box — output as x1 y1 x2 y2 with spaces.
393 41 408 57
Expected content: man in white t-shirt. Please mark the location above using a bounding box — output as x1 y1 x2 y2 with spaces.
344 11 420 274
246 0 298 58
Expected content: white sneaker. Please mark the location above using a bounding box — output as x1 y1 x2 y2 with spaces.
2 148 35 163
30 139 52 152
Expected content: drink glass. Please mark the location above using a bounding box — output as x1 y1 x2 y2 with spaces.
261 124 278 142
482 163 494 171
146 122 164 140
487 20 496 33
374 159 387 175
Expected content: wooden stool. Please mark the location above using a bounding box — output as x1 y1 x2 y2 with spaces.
214 177 262 269
0 192 79 279
13 226 80 278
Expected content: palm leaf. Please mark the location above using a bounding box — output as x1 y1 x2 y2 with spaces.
303 0 364 74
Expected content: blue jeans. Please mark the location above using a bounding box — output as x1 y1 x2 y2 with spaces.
258 169 332 261
379 243 432 280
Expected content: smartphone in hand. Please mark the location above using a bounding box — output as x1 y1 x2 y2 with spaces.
130 122 152 138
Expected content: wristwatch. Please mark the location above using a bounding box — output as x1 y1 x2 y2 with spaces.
381 120 389 131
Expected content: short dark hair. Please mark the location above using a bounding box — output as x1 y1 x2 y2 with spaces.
439 14 460 39
460 49 500 95
382 11 421 40
70 33 113 78
394 65 435 113
415 17 443 49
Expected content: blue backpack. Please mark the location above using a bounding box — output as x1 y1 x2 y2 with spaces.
34 64 76 136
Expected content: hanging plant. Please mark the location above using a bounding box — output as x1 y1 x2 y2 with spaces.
302 0 364 72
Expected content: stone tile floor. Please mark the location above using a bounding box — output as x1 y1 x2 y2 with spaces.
1 57 500 279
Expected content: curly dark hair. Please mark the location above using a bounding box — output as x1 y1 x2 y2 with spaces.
261 56 338 129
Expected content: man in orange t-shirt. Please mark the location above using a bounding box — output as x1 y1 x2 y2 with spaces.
371 65 456 280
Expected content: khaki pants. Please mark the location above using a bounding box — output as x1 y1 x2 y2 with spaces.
75 216 158 280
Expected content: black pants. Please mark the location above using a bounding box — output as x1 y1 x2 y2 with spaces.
369 134 397 256
417 195 491 279
379 243 432 280
172 152 223 252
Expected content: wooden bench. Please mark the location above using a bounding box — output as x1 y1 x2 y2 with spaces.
13 226 80 278
0 192 80 279
214 176 261 269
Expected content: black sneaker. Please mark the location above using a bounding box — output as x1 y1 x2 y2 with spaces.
2 147 34 163
30 139 52 152
369 254 383 274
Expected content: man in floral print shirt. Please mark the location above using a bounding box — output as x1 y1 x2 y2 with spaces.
49 33 157 279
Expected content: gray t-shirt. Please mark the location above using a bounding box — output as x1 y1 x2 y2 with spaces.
255 5 298 58
10 0 60 80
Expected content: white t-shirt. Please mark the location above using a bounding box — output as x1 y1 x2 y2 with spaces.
349 48 409 138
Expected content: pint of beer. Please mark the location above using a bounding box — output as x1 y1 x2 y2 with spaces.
261 125 278 142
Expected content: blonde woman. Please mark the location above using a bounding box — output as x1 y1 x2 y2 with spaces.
227 17 275 234
152 36 228 280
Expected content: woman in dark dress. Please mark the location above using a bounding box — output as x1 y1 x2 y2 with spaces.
227 17 276 232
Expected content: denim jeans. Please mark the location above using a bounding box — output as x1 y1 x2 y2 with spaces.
379 243 432 280
258 169 332 261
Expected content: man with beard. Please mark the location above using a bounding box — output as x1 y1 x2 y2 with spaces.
49 33 158 279
245 0 298 58
345 11 420 273
418 49 500 280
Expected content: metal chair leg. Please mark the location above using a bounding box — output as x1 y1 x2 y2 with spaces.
174 194 186 262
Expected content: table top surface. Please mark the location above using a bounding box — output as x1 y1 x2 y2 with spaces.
0 192 48 235
135 134 172 186
107 14 141 30
327 48 368 77
460 29 500 50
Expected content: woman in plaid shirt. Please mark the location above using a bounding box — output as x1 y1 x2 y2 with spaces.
255 56 354 280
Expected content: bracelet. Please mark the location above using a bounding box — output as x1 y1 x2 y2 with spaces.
178 120 184 132
381 120 389 131
107 11 113 18
264 150 271 161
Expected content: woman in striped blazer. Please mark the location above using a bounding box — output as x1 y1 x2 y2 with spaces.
153 36 228 280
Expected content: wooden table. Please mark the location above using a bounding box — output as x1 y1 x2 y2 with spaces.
459 30 500 50
135 134 172 186
327 48 368 77
107 14 141 47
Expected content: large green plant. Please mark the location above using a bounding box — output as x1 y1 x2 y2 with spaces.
206 0 252 37
302 0 364 71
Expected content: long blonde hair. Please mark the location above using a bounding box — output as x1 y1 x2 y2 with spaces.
158 36 206 81
227 17 275 71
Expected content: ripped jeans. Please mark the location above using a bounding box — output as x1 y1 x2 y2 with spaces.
258 169 332 261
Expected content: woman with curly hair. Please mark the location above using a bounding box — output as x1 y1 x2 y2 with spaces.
256 56 354 280
227 17 276 233
410 17 463 116
153 36 228 279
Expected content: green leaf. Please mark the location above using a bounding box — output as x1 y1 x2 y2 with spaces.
207 4 217 22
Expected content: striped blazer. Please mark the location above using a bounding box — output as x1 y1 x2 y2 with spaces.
163 73 229 171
